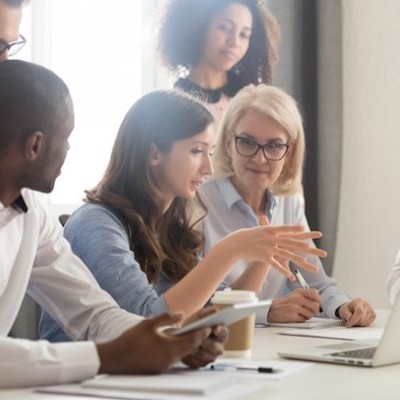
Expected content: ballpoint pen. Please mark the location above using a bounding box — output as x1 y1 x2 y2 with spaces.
236 366 276 373
292 267 324 313
293 267 310 289
209 363 276 374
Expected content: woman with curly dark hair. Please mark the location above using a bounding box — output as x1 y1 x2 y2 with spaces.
157 0 280 123
40 89 324 342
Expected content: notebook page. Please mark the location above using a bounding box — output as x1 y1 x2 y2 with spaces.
269 317 344 329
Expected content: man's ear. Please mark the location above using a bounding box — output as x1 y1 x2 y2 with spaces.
148 142 162 166
24 131 44 161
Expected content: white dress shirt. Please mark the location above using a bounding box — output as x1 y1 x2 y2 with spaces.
0 189 143 388
388 249 400 304
199 178 351 324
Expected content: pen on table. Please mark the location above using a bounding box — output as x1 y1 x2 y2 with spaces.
293 267 324 313
209 364 276 374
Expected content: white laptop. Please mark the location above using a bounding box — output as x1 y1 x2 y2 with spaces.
279 294 400 367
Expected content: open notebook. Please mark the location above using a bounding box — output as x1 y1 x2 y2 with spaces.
269 317 344 329
279 293 400 367
80 371 233 396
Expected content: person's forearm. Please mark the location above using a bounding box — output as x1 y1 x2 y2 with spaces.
230 262 271 293
164 236 237 317
97 341 121 374
164 224 324 317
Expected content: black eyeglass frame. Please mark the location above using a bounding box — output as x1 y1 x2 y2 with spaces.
234 135 290 161
0 34 27 56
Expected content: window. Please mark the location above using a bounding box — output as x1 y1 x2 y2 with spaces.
22 0 165 209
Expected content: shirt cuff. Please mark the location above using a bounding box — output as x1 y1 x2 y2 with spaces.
57 341 100 383
255 301 271 325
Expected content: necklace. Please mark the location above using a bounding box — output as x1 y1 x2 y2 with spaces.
174 77 239 104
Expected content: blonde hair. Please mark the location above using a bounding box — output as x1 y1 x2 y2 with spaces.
213 84 305 196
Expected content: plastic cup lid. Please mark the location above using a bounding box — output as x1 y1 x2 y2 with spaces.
211 289 257 304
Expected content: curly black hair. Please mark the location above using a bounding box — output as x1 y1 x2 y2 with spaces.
157 0 280 87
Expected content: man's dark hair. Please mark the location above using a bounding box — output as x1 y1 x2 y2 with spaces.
0 60 70 150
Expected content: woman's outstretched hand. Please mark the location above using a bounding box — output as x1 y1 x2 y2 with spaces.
224 222 327 280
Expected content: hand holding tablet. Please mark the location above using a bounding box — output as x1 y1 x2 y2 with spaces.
173 299 272 335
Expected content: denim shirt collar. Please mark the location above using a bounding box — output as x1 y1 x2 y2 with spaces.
215 178 276 222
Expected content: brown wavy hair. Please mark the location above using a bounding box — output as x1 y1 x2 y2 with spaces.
86 90 214 282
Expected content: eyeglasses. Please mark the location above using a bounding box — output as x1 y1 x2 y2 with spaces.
0 34 27 57
234 135 290 161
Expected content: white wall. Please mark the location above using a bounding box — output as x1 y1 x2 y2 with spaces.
317 0 343 274
334 0 400 308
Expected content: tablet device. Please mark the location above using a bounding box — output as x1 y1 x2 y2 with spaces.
172 300 272 335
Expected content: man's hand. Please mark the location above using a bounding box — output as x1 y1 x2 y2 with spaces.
267 288 323 322
97 313 212 375
180 307 228 368
337 299 376 327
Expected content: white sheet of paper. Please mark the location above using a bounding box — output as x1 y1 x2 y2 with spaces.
269 317 344 329
36 360 309 400
204 358 312 380
278 326 383 341
36 382 261 400
81 371 231 396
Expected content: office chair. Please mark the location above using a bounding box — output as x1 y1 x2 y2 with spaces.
9 294 41 340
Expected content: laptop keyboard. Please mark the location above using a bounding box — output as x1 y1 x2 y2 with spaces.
330 347 377 359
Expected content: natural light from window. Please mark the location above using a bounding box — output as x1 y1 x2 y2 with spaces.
48 1 144 204
19 0 165 208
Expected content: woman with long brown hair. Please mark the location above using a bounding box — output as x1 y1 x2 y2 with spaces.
40 89 325 341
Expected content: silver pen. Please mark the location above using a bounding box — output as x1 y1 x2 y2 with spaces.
293 267 310 289
293 267 323 313
209 363 276 373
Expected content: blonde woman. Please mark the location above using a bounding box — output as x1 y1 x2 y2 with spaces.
199 84 376 327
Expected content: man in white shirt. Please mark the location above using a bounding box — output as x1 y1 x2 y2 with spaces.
0 58 227 388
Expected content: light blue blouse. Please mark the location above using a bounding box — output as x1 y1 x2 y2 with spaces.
198 178 351 324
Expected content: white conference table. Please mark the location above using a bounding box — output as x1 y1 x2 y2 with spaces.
1 310 399 400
